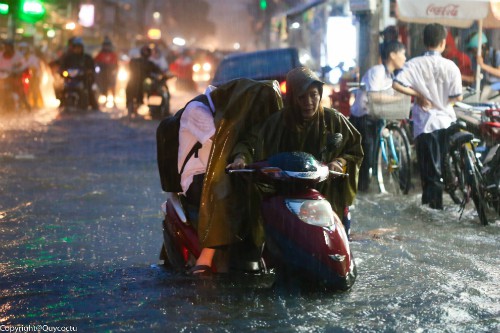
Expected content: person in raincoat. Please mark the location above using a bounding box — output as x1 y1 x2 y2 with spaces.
183 78 283 275
228 66 363 238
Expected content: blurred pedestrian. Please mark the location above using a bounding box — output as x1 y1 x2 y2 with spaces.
442 31 474 86
467 32 500 100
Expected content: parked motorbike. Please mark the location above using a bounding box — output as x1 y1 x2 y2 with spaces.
61 67 91 112
454 93 500 158
145 72 173 120
328 62 359 117
160 134 357 291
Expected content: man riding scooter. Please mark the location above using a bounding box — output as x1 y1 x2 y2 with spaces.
125 45 162 118
60 37 99 111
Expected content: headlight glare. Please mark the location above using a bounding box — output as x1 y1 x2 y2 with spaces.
285 199 334 227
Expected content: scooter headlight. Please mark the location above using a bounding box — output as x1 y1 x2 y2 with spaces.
285 199 334 227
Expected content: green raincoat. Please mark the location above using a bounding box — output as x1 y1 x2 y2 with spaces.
233 67 363 216
249 108 363 215
197 78 283 249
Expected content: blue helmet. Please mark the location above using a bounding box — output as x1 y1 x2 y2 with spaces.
71 37 84 47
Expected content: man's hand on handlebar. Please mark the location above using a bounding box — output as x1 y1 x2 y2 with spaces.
226 155 246 170
328 158 346 174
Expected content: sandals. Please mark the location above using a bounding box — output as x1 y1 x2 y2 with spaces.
186 264 213 276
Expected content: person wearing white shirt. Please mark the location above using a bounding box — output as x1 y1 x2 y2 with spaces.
178 85 217 274
350 41 406 191
393 23 463 209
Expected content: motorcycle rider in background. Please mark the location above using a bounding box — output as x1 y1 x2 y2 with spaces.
150 46 169 73
18 42 44 109
125 45 162 118
0 40 31 112
60 37 99 111
94 37 118 107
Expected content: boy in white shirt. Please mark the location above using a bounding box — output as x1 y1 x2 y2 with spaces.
393 23 463 209
350 41 406 191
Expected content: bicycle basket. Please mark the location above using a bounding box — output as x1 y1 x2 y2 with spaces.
367 90 411 120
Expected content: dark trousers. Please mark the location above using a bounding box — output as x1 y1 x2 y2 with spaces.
350 115 378 191
415 129 449 209
184 174 205 228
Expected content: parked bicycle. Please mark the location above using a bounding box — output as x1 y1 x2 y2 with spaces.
367 89 413 195
443 120 499 226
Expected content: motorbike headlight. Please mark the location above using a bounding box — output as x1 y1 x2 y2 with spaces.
202 62 212 72
285 199 334 227
118 67 129 82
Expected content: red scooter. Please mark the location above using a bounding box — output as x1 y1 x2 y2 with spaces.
159 134 357 291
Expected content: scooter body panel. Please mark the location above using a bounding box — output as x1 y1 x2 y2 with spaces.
162 198 200 269
261 191 355 290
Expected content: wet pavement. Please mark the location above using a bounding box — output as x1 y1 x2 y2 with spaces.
0 89 499 332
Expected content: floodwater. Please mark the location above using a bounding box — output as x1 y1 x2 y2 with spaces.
0 101 499 332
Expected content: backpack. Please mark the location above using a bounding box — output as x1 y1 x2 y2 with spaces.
156 94 212 192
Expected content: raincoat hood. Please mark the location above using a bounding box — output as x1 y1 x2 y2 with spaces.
285 66 324 102
284 67 325 130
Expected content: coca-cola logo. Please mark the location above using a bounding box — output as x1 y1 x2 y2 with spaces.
426 4 459 17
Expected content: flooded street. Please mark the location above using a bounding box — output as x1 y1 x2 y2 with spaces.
1 96 499 332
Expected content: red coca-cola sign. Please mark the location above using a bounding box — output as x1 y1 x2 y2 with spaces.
426 4 459 17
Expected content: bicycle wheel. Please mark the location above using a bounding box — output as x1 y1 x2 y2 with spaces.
464 148 490 225
443 150 467 205
376 123 412 194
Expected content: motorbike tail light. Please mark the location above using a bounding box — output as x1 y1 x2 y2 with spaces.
280 81 287 95
285 199 334 227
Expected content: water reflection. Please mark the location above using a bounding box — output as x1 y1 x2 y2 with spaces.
0 107 498 332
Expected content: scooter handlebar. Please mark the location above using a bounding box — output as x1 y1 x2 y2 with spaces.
329 170 349 177
226 168 256 174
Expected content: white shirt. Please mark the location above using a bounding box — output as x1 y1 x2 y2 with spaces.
0 51 25 78
178 85 216 193
394 52 462 138
350 64 393 117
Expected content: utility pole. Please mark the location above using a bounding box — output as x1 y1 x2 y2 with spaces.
350 0 381 79
358 8 380 77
